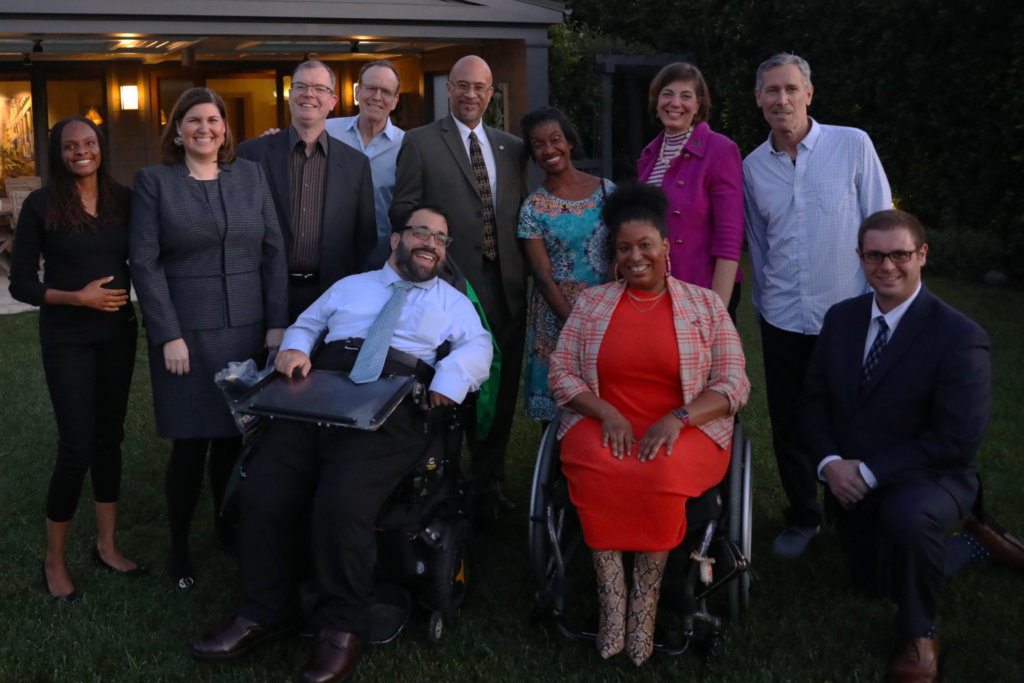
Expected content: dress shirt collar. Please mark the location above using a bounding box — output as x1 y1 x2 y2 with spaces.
452 115 486 144
343 115 400 141
287 125 329 157
768 116 820 157
380 261 438 291
870 281 922 334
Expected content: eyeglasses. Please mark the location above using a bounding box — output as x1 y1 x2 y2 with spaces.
449 80 493 96
859 248 921 264
358 84 397 99
404 225 454 247
290 82 335 97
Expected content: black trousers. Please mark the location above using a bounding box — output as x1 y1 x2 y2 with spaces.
288 277 322 323
758 316 822 528
237 350 426 635
41 327 136 522
834 477 967 637
466 258 526 484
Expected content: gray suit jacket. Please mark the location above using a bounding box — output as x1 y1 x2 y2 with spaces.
236 129 379 293
129 160 289 345
391 115 527 321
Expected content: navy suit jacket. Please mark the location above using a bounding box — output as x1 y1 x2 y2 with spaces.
236 129 379 294
801 285 990 514
391 114 527 323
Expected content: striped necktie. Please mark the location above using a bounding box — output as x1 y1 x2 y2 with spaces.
861 316 889 389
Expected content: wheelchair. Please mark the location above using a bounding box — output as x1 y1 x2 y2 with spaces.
528 415 753 656
217 345 474 646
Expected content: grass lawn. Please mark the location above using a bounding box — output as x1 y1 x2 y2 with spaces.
0 276 1021 682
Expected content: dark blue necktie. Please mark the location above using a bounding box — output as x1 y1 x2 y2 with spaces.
349 280 415 384
861 315 889 389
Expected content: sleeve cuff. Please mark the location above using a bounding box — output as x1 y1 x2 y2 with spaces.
817 455 842 482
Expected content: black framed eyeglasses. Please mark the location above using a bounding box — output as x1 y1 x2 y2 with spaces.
404 225 454 247
858 248 921 264
290 82 335 97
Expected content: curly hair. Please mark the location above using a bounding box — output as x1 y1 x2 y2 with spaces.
519 106 584 165
601 182 668 254
159 87 236 165
44 116 128 233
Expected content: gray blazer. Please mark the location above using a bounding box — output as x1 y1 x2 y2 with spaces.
129 160 289 346
236 130 379 293
391 114 527 322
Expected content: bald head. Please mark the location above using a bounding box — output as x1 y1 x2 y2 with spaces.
446 55 494 127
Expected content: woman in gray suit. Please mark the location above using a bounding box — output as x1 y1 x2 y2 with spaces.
130 87 288 589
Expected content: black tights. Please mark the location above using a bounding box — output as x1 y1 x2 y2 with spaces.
166 436 240 573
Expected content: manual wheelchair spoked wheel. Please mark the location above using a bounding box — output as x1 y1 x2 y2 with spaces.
424 517 471 643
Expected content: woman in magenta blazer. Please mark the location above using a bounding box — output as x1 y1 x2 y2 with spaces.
637 62 744 319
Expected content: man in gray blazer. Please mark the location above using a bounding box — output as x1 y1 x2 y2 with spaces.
238 60 378 321
392 55 527 515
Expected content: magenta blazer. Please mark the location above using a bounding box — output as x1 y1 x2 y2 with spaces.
636 121 744 288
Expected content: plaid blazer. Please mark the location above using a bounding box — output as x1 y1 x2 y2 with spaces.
549 278 750 448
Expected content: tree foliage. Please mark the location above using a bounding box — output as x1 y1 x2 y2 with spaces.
555 0 1024 280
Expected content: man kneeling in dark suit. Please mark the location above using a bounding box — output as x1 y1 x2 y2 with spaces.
801 209 1024 683
191 205 492 682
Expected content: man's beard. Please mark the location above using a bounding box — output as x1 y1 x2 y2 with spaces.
393 239 443 282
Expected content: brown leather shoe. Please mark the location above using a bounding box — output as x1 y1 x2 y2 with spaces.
302 629 363 683
192 615 299 662
964 517 1024 571
885 637 939 683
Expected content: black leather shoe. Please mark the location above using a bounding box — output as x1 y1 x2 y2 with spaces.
192 615 300 662
92 546 148 577
302 629 362 683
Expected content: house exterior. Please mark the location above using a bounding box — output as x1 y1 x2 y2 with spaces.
0 0 564 186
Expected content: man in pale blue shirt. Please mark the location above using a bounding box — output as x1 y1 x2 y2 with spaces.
743 52 893 558
325 59 405 266
192 204 491 682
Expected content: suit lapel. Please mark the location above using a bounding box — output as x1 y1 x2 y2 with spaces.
859 287 933 400
841 296 873 400
266 134 293 230
485 125 514 214
441 115 481 198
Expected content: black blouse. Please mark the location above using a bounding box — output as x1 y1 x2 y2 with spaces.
9 186 136 344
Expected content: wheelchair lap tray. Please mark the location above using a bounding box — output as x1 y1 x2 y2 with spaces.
233 370 418 430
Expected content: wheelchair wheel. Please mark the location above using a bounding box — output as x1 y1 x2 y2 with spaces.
726 422 753 619
529 419 562 584
425 517 471 622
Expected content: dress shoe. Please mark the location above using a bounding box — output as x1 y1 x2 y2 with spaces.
41 564 80 602
192 615 300 662
771 525 820 558
885 636 939 683
92 546 148 578
964 516 1024 572
303 629 362 683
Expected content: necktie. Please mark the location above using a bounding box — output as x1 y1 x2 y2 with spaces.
468 131 498 260
348 280 415 384
861 315 889 389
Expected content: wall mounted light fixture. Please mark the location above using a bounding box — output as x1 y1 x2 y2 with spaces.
119 85 140 111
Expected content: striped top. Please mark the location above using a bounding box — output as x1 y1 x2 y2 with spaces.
643 128 693 187
287 126 329 273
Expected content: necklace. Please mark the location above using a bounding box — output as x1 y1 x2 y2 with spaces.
626 287 667 313
658 128 693 164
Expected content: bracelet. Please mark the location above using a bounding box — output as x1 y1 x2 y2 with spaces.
671 406 690 429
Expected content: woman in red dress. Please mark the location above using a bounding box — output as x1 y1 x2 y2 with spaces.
549 183 749 664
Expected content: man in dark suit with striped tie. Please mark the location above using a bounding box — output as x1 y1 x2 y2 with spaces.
801 209 1024 682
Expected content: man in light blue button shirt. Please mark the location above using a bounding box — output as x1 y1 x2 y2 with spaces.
743 52 893 558
326 59 405 266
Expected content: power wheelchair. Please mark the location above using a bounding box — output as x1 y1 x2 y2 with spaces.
528 415 753 656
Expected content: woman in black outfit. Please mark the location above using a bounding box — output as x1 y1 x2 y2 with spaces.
130 88 287 588
10 116 144 601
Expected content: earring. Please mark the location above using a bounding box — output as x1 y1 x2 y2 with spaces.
664 254 672 279
173 134 183 147
614 263 624 283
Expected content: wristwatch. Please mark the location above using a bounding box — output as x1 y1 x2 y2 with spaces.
671 407 690 428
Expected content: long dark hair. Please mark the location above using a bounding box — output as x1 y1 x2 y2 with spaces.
44 116 127 233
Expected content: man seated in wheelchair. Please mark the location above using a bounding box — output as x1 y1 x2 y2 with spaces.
548 183 750 665
192 204 492 682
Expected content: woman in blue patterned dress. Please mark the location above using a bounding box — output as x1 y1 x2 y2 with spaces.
517 107 614 425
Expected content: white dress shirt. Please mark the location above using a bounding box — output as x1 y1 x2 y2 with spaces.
451 116 498 208
281 263 493 403
817 283 923 487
